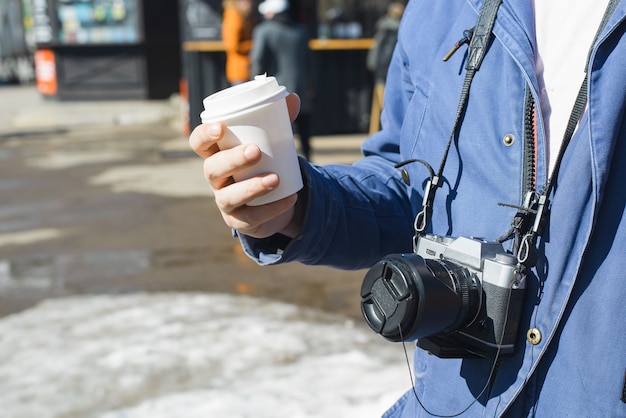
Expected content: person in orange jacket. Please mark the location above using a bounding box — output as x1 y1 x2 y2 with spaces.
222 0 257 85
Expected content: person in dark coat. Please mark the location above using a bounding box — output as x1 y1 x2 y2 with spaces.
251 0 314 161
366 2 405 134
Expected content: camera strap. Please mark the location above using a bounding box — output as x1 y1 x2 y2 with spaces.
411 0 502 238
516 0 620 266
412 0 620 263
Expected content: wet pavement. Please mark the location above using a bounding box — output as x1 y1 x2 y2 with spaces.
0 85 368 320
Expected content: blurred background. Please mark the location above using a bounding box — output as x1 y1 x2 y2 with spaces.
4 0 399 134
0 0 411 324
0 1 410 416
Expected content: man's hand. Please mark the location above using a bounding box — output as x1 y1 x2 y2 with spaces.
188 93 305 239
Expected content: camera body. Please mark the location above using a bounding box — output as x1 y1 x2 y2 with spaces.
360 235 526 358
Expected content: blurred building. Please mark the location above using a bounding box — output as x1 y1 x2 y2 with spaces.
23 0 180 100
14 0 401 133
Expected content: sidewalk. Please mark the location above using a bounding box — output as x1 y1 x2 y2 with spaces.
0 84 366 165
0 84 182 132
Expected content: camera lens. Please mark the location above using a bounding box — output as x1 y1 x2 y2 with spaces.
360 253 480 342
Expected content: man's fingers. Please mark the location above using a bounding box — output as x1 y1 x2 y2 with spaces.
203 143 263 189
222 193 298 237
286 93 301 122
189 123 223 158
213 172 280 211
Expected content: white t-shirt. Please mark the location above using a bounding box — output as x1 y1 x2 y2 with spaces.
533 0 610 174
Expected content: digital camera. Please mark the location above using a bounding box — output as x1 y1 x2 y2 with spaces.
360 235 526 358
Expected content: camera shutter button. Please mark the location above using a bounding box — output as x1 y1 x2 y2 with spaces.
526 328 542 345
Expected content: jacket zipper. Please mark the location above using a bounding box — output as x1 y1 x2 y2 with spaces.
522 87 537 196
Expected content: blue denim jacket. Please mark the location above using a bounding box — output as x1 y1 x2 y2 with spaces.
240 0 626 416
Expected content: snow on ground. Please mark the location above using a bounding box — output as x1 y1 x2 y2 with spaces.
0 293 410 418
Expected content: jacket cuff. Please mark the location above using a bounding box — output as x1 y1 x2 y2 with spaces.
236 160 337 265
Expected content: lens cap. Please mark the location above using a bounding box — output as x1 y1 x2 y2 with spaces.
360 255 420 342
361 253 465 342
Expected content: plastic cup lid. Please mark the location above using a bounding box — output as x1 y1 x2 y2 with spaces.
201 74 288 122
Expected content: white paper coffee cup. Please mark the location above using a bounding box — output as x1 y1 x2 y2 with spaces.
201 74 303 206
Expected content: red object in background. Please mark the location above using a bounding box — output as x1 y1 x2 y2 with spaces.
179 78 190 136
34 49 57 96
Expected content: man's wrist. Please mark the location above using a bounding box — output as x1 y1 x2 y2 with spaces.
279 184 308 238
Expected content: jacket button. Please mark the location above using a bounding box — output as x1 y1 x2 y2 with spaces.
527 328 542 345
503 134 515 146
401 169 411 185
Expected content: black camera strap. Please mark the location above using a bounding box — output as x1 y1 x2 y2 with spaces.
411 0 620 263
516 0 620 266
410 0 502 238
